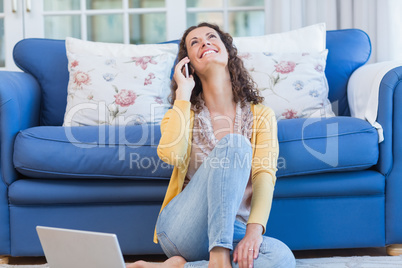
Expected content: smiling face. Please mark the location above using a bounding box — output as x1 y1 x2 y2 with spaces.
185 26 229 74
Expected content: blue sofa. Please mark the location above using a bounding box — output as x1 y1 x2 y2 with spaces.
0 29 401 257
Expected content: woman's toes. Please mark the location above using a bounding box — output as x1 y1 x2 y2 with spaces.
126 260 147 268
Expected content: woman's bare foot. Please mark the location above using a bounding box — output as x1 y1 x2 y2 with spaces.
126 256 186 268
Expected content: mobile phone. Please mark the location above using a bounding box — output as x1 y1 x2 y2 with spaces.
184 63 190 78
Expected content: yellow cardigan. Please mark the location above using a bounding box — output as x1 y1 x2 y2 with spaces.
153 100 279 243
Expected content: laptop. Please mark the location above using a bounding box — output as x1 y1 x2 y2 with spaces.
36 226 126 268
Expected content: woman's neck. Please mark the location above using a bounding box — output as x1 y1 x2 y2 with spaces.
199 68 235 115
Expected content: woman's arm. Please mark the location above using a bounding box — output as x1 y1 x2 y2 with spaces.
157 57 195 167
157 100 192 167
248 106 279 234
233 106 278 267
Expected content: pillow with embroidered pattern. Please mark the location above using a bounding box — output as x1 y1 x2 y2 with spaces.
239 50 335 120
63 37 178 126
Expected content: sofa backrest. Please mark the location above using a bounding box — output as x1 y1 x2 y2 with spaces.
13 29 371 126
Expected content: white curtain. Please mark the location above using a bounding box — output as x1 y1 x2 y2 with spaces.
264 0 402 63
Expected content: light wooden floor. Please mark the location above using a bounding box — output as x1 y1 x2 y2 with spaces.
5 247 389 265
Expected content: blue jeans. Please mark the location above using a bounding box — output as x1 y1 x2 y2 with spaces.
156 134 295 268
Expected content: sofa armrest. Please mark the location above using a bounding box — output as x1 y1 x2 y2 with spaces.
376 66 402 176
348 61 402 174
375 66 402 245
348 63 402 245
0 71 41 186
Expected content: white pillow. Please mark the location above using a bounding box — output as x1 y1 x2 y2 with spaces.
239 50 335 120
63 37 178 126
233 23 326 53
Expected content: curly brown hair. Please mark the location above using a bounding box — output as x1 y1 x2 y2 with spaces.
169 22 264 112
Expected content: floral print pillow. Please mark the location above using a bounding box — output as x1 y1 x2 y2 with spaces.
63 38 178 126
239 50 335 120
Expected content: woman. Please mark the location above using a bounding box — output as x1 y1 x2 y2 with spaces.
128 22 295 268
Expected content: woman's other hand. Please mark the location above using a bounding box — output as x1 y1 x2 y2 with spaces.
233 223 264 268
174 57 195 102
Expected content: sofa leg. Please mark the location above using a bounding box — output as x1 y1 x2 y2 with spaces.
387 244 402 256
0 255 9 264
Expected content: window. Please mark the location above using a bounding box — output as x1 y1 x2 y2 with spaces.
187 0 265 37
42 0 168 44
1 0 268 69
41 0 266 45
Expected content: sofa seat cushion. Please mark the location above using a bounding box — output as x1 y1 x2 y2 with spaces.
14 117 378 180
276 116 378 178
14 125 173 180
9 179 168 205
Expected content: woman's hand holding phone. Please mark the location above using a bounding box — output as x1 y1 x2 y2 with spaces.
174 57 195 102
